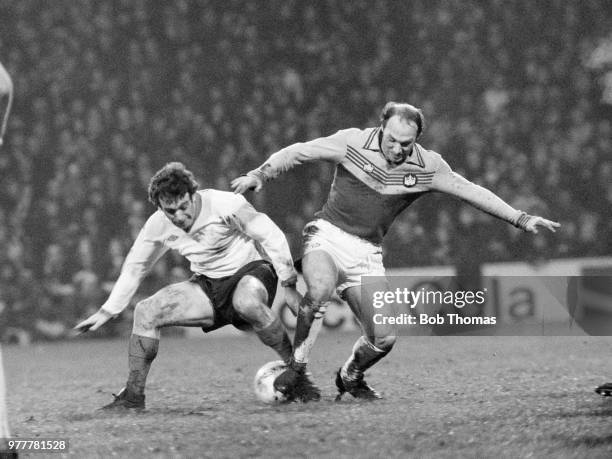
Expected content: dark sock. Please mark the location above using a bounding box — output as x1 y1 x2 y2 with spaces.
125 334 159 398
293 296 316 346
254 317 293 363
341 336 391 381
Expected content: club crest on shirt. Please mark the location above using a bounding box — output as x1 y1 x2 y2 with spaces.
403 173 418 187
363 163 374 173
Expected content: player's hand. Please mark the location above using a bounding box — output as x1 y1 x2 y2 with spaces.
231 174 262 194
283 285 302 316
524 216 561 234
73 308 114 334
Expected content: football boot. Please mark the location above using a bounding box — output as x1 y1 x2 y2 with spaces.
595 382 612 396
335 369 381 401
274 367 321 402
100 387 145 411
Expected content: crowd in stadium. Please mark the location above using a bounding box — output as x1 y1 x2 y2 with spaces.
0 0 611 341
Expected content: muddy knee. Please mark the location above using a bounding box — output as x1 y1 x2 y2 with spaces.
133 298 160 333
304 272 335 304
371 335 396 352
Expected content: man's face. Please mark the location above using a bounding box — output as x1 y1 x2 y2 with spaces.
159 192 196 231
380 115 419 165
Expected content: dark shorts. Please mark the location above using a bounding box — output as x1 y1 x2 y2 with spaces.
189 260 278 333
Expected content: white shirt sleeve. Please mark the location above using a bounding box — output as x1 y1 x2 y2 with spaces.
101 214 170 315
221 194 297 284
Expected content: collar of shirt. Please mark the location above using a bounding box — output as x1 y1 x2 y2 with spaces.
362 126 425 168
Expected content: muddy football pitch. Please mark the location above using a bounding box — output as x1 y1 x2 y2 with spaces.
4 332 612 458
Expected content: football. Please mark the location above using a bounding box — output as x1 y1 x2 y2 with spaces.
253 360 288 404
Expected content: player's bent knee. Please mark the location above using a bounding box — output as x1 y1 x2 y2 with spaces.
304 274 336 303
371 335 396 352
133 298 159 331
234 276 268 309
233 276 272 325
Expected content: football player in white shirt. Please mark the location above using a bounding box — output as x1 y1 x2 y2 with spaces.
75 162 301 410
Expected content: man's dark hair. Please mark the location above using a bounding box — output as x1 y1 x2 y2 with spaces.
380 102 425 137
148 162 199 207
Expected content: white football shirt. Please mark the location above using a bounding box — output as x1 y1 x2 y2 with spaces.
101 189 296 315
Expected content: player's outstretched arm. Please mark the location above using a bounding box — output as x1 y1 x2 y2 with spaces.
431 162 560 233
73 308 115 334
79 218 168 330
231 129 350 194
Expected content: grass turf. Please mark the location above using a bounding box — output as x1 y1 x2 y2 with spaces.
4 332 612 458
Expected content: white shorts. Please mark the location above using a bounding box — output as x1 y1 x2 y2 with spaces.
301 219 385 294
